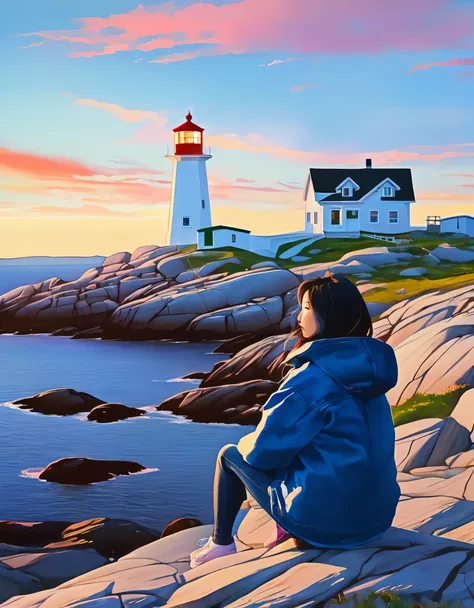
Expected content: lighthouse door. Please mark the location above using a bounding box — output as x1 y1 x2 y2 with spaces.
204 229 214 247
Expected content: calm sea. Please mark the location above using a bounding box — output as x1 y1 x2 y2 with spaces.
0 264 250 532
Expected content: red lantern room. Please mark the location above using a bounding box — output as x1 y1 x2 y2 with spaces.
173 111 204 155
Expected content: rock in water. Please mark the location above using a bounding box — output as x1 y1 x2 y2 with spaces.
156 379 278 424
39 457 146 484
49 518 160 559
160 517 203 539
0 517 162 560
13 388 106 416
87 403 145 423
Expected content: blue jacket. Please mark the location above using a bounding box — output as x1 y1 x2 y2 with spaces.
237 336 401 549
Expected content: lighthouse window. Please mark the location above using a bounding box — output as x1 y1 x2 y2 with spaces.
201 199 205 209
232 234 236 243
182 217 190 227
178 131 201 144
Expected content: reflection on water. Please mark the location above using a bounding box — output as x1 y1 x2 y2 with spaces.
0 335 250 531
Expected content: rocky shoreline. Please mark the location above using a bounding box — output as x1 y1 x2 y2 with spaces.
2 240 474 605
0 242 437 340
4 385 474 606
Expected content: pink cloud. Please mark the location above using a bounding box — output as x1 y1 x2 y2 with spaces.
258 58 297 67
74 96 167 124
206 133 474 165
19 0 474 61
276 181 302 190
0 147 171 208
28 204 126 216
409 57 474 73
417 190 474 202
0 147 96 179
19 41 45 49
290 84 315 93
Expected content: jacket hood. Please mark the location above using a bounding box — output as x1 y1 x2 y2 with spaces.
285 337 398 398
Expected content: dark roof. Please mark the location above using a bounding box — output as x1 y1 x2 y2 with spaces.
309 168 415 202
173 111 204 133
197 225 251 234
441 215 474 221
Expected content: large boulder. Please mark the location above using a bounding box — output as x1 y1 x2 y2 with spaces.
8 512 474 608
424 389 474 467
201 334 297 388
103 252 131 267
0 546 107 591
106 269 300 340
38 457 146 485
186 296 284 336
372 284 474 404
399 267 427 277
394 418 445 472
156 379 279 424
12 389 106 415
431 244 474 263
0 517 162 560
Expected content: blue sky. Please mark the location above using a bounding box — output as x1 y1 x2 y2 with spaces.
1 0 473 255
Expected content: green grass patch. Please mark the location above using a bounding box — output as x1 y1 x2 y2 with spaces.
363 269 474 304
332 589 463 607
392 384 471 427
275 238 312 259
406 233 474 250
190 246 278 276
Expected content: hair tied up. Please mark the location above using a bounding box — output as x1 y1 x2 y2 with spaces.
323 271 339 283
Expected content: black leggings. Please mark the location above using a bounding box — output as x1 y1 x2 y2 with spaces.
212 443 287 545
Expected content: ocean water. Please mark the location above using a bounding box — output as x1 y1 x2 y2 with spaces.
0 335 250 531
0 262 103 295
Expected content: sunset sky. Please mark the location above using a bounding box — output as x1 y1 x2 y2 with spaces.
1 0 474 257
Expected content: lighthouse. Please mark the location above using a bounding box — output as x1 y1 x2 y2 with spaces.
165 111 212 246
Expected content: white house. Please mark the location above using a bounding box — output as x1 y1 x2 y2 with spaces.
440 215 474 236
303 158 416 238
165 112 212 246
197 225 317 258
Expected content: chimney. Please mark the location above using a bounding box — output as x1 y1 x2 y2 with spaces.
366 158 372 168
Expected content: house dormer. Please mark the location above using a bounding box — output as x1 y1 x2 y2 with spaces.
378 178 400 199
335 177 360 198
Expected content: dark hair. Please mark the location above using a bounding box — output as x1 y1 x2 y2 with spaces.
269 271 373 379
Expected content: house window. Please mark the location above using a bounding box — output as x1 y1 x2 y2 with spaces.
383 186 393 197
306 212 310 222
389 211 398 224
313 211 318 224
346 210 359 219
202 199 205 209
370 210 379 223
331 210 341 225
232 234 236 243
342 187 351 197
182 216 190 227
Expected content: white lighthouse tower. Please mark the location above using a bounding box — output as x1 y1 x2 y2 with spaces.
165 111 212 246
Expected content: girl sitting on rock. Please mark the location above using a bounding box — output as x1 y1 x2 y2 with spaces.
190 271 401 568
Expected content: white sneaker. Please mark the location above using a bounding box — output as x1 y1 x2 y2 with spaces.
189 536 237 568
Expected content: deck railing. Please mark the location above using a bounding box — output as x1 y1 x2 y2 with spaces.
361 232 410 244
